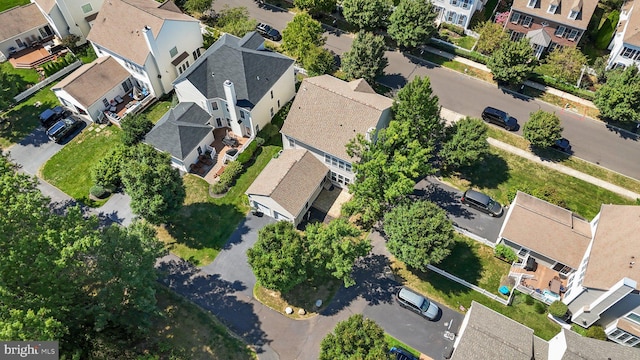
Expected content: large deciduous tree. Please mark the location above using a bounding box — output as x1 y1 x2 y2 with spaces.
474 21 508 55
342 0 392 30
523 110 563 148
341 31 388 83
392 76 443 148
303 46 336 76
120 144 186 224
594 66 640 123
440 117 489 170
305 219 370 287
294 0 336 15
383 200 455 271
388 0 437 49
247 221 308 293
319 314 389 360
487 38 536 85
121 114 153 146
215 6 258 37
184 0 211 14
543 46 588 85
282 12 325 64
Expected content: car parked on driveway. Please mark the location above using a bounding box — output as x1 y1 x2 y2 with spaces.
551 138 572 153
461 189 503 217
481 106 517 131
39 106 66 129
396 287 440 320
389 346 419 360
256 23 282 41
46 117 82 143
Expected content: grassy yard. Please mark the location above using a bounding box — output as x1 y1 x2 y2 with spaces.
149 285 255 359
74 44 98 64
145 99 172 123
452 36 477 50
0 0 29 12
1 61 41 110
253 279 340 319
0 84 58 148
385 334 421 357
487 127 640 196
416 50 495 83
157 145 282 265
41 124 122 207
443 146 635 220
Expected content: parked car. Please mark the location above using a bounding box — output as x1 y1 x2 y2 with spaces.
551 138 571 153
481 106 517 131
46 118 82 143
461 189 503 217
389 347 419 360
255 23 282 41
39 106 66 129
396 287 440 320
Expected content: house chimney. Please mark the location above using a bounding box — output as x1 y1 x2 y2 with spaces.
223 80 239 125
142 25 159 59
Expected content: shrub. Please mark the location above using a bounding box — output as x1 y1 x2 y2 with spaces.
548 300 568 318
90 185 109 199
494 244 518 262
255 136 265 147
237 141 258 164
212 161 243 194
211 181 227 194
534 301 546 314
440 22 465 36
91 145 126 188
585 325 607 340
525 294 535 306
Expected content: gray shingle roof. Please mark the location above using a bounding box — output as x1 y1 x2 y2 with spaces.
144 102 212 160
174 32 294 109
562 326 640 359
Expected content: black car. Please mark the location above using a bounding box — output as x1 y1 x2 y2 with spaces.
39 106 66 129
551 138 572 153
46 117 82 143
481 106 517 131
389 347 418 360
461 189 503 217
256 23 282 41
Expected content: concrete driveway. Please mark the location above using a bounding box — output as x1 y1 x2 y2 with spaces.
414 176 506 244
7 124 64 177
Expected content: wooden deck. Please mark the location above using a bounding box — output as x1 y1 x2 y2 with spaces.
8 41 62 69
512 262 567 297
201 128 249 184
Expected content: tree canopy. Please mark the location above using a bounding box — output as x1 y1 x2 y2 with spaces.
342 0 392 30
341 31 388 83
522 110 563 148
392 76 443 148
215 6 258 37
294 0 336 14
319 314 389 360
474 21 508 55
120 113 153 146
383 200 455 271
487 38 536 85
282 12 325 64
303 46 336 76
440 117 489 170
543 46 588 85
184 0 211 14
388 0 437 49
120 144 186 224
594 66 640 123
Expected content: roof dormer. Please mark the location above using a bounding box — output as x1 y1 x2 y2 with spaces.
569 0 581 19
548 0 560 14
527 0 537 8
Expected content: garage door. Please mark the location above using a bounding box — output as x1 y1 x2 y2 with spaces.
254 202 270 216
273 211 290 222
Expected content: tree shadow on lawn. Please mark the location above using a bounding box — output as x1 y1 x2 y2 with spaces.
4 99 57 147
434 240 484 286
456 152 509 189
322 254 399 316
156 256 272 353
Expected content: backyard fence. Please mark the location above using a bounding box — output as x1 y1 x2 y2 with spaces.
427 264 510 305
453 225 496 248
13 60 82 103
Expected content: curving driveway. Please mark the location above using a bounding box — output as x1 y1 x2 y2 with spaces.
157 214 463 360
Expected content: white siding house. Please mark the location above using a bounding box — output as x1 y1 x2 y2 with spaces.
31 0 103 43
0 4 52 60
607 0 640 69
432 0 483 29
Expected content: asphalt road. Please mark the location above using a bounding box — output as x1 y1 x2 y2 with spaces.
212 0 640 180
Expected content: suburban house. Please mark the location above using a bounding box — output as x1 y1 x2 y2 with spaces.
504 0 599 58
451 301 640 359
52 55 146 123
246 149 329 225
86 0 203 99
500 191 640 347
0 4 53 62
31 0 103 43
432 0 484 30
280 75 393 188
607 0 640 69
145 32 295 176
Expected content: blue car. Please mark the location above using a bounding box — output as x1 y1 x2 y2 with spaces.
389 346 418 360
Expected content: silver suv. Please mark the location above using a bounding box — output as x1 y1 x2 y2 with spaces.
396 287 440 320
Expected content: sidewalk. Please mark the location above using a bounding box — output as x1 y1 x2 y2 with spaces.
438 107 640 200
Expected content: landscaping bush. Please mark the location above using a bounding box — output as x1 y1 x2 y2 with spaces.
91 145 126 188
494 244 518 262
440 22 465 36
90 185 109 199
212 161 243 194
548 300 568 318
41 54 78 76
528 72 595 100
585 325 607 340
428 40 488 65
255 136 265 147
534 301 546 314
237 141 258 164
525 294 535 306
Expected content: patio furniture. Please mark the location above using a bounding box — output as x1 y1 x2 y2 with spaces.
549 279 561 294
199 155 213 166
222 136 238 147
114 95 124 104
109 106 117 112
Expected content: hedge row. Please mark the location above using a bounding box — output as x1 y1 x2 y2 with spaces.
42 53 77 76
528 72 596 101
211 161 243 194
428 40 488 65
440 22 466 36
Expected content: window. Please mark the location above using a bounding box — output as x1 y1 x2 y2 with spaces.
216 118 222 127
338 160 345 170
510 31 525 41
627 313 640 325
192 48 201 60
567 29 579 41
460 0 472 9
169 46 178 58
621 47 636 59
522 16 533 28
81 3 93 13
331 158 338 167
548 42 559 52
240 111 245 119
15 38 24 47
548 4 557 13
511 13 521 24
446 11 457 23
289 137 295 147
122 78 132 92
450 0 458 6
277 99 280 108
325 154 331 164
270 107 274 117
270 90 273 99
458 14 467 26
527 0 536 7
345 163 352 172
555 26 566 37
331 172 337 182
569 10 579 19
102 98 109 107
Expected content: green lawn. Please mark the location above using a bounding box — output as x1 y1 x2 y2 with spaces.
145 99 172 124
0 0 29 12
158 145 282 266
0 84 58 148
74 44 98 64
444 147 636 220
41 124 122 207
1 61 41 108
385 334 421 357
487 127 640 196
453 36 477 50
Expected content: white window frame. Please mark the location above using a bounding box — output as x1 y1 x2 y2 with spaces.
457 14 467 26
81 3 92 13
460 0 472 10
555 26 566 37
621 47 635 58
527 0 536 7
522 16 533 28
548 4 557 13
511 13 521 24
569 10 579 19
626 312 640 325
567 29 579 41
446 11 457 23
169 46 178 58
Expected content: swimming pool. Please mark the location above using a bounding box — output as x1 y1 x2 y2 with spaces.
543 289 561 302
